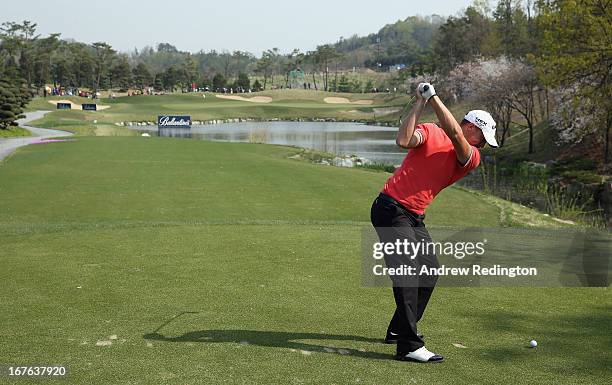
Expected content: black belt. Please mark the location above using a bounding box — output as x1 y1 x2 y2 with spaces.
377 193 425 219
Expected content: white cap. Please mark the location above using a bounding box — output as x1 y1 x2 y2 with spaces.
464 110 498 147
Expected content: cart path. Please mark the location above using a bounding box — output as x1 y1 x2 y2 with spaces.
0 111 74 162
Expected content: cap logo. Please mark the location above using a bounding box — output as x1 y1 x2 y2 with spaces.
475 117 487 127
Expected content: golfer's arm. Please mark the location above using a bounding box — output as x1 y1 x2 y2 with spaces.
396 99 426 149
428 96 472 164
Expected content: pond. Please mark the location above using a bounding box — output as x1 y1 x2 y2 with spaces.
134 121 407 164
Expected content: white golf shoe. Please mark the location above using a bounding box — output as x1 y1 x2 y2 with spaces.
396 346 444 363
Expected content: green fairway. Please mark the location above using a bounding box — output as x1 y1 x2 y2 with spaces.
1 137 609 384
25 90 412 136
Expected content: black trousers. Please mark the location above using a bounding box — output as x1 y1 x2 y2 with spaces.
370 194 439 353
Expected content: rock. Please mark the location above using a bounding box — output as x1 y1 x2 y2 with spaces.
331 157 355 168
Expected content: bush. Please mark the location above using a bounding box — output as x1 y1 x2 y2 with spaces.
560 170 602 185
550 158 597 174
356 163 396 173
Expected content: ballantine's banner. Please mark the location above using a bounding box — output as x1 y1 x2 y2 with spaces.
158 115 191 128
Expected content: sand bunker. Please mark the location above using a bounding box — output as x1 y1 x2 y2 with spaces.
373 107 402 116
49 100 110 110
324 97 373 105
216 95 273 103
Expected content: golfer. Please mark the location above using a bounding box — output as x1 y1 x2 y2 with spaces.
370 83 498 363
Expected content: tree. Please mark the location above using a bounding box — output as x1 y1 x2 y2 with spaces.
132 63 153 91
0 64 31 129
337 75 351 93
109 56 132 90
500 62 540 153
266 48 282 87
221 51 232 79
493 0 530 57
212 73 226 91
228 51 254 78
235 73 250 91
536 0 612 163
92 42 115 92
252 79 262 91
32 33 60 94
153 73 164 91
305 50 319 90
433 6 493 71
446 57 542 150
349 78 363 93
0 85 21 128
161 66 179 91
180 54 198 90
0 21 39 87
284 49 304 86
51 56 75 88
71 43 96 88
255 52 273 90
314 45 339 91
157 43 178 53
551 85 605 150
196 74 211 90
332 49 345 92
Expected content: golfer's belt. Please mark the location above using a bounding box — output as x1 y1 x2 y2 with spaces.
378 193 424 219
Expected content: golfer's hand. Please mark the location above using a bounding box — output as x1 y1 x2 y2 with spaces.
416 83 425 101
418 83 436 101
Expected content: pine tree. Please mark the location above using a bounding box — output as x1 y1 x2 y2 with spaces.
0 65 31 129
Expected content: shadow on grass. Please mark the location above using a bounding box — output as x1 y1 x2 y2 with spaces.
143 329 390 361
465 305 611 376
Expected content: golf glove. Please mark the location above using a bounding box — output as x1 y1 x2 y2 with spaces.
418 83 436 101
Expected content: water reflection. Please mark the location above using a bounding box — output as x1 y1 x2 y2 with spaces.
137 121 407 164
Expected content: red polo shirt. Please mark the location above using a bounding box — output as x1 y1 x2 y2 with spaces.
382 123 480 215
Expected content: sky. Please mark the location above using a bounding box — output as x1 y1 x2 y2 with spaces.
2 0 476 55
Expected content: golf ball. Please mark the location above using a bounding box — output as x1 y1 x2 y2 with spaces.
530 340 538 348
